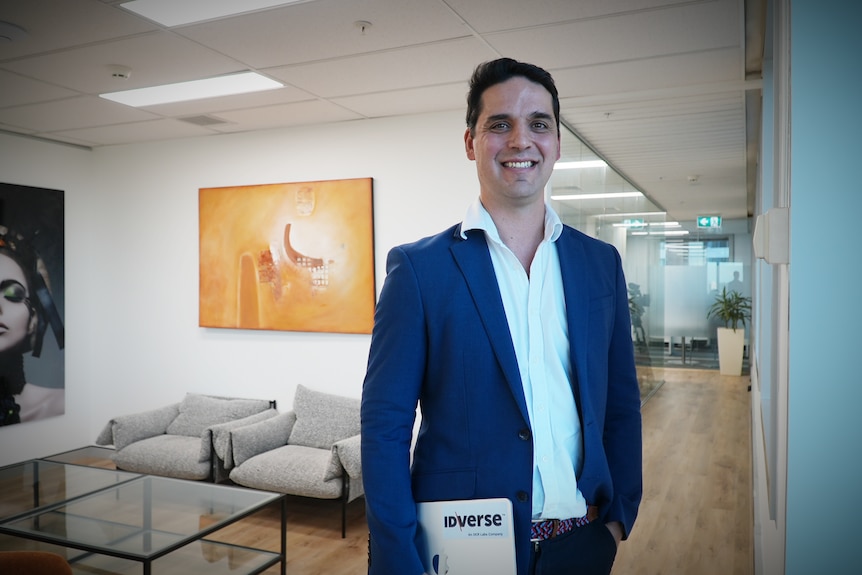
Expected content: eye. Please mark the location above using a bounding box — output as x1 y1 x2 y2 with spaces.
489 121 511 132
531 121 551 131
0 281 28 304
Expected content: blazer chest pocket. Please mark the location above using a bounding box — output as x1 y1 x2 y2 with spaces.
590 294 615 337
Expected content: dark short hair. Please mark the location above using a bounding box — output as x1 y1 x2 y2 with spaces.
466 58 560 136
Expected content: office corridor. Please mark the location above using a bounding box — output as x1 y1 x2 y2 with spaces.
613 367 753 575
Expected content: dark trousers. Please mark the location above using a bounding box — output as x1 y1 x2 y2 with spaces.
529 520 618 575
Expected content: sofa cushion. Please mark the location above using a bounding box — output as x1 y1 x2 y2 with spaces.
289 385 360 450
103 403 180 451
113 435 211 480
166 393 272 437
229 445 344 499
209 408 280 468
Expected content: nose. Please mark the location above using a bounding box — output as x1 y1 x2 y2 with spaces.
507 121 531 150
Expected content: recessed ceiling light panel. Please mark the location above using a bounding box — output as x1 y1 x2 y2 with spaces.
121 0 316 27
100 71 283 107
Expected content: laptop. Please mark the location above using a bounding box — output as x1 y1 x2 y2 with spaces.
416 498 517 575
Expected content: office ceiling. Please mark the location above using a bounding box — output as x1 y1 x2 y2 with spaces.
0 0 764 225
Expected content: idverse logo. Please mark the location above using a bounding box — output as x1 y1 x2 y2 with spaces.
441 508 508 540
444 513 504 530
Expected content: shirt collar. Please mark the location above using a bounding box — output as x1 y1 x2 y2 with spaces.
460 197 563 243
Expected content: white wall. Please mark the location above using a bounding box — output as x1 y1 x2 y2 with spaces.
0 109 478 466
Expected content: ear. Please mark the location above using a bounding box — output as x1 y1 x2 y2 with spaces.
464 128 476 161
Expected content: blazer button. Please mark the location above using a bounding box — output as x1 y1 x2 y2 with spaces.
516 491 529 503
518 429 531 441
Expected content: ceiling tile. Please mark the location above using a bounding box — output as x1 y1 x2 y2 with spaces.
210 99 363 132
0 96 157 132
3 31 245 94
268 38 496 98
0 0 157 59
51 118 216 146
178 0 470 69
486 0 740 71
0 70 78 107
332 83 467 118
444 0 700 33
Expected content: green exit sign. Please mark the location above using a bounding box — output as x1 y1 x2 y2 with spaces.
697 215 722 228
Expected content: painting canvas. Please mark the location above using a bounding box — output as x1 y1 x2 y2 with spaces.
0 183 65 427
199 178 375 334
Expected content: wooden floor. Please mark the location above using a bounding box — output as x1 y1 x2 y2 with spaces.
22 368 753 574
215 367 754 575
612 367 753 575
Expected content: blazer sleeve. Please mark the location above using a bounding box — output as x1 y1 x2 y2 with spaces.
361 246 428 575
601 247 643 538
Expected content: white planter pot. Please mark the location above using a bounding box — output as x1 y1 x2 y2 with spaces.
716 327 745 376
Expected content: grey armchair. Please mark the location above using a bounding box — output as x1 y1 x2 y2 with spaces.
225 384 362 537
95 393 277 481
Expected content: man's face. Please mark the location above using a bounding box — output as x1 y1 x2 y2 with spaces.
464 76 560 209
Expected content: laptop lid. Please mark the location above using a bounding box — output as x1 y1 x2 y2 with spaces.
416 498 517 575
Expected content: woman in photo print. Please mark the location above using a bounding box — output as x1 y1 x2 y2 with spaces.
0 225 64 425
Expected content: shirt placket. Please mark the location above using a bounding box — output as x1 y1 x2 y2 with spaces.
527 244 558 517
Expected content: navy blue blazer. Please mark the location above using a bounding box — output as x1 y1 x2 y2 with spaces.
361 223 643 575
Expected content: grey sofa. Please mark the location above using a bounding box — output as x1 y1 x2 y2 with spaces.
95 393 277 481
225 384 362 537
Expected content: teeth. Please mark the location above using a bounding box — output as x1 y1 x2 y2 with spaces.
505 161 533 168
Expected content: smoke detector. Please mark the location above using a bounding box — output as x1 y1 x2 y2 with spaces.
107 65 132 80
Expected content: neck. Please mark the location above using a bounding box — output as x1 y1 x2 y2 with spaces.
482 197 546 272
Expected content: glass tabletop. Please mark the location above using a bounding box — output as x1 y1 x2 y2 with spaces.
0 473 282 560
0 459 140 522
42 446 117 468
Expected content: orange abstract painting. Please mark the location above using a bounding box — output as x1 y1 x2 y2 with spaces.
199 178 375 334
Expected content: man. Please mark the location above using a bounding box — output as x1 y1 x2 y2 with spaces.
361 58 642 575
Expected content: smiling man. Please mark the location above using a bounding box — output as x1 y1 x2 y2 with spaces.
361 58 642 575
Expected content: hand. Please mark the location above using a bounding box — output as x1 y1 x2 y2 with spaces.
605 521 623 547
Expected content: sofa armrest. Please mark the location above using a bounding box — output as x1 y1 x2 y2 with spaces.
95 403 180 452
325 433 362 481
230 411 296 468
207 408 279 467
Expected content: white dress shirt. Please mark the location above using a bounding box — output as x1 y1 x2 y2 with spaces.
461 198 588 520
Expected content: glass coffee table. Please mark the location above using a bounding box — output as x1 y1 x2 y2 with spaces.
0 458 285 575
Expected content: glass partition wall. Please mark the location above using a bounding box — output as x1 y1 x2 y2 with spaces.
549 124 668 402
550 126 750 395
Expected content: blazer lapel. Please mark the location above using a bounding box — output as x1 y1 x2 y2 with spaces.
556 229 589 414
450 228 530 423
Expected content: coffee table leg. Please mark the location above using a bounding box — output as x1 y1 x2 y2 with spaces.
144 477 152 553
281 497 286 575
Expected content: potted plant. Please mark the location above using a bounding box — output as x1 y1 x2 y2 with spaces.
707 287 752 375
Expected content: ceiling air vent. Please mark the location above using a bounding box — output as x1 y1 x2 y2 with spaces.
179 115 228 127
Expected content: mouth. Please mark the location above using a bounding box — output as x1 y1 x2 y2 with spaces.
502 160 537 169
